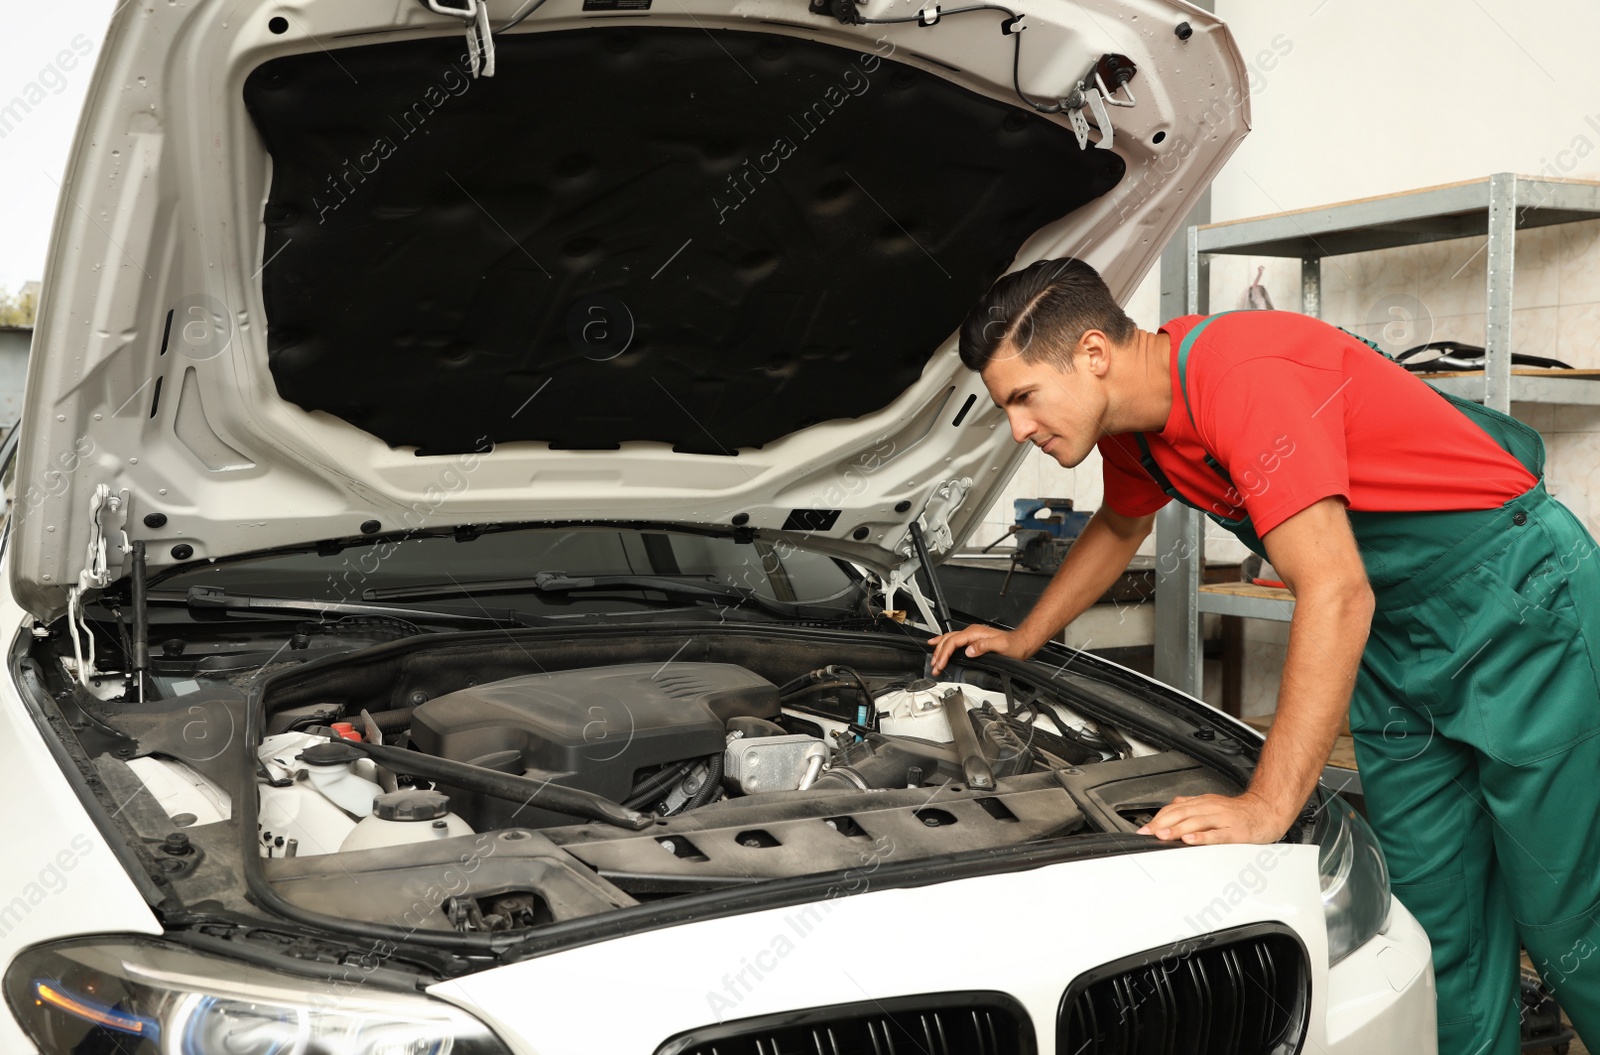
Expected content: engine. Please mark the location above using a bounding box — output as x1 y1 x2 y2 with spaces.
409 663 780 829
252 660 1126 858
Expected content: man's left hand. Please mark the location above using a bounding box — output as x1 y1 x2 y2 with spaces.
1135 791 1292 845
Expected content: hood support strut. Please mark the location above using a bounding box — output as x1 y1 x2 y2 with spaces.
129 541 150 704
907 521 953 635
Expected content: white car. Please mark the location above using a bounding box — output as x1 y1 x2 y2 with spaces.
1 0 1435 1051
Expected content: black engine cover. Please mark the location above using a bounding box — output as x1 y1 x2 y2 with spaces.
410 663 778 828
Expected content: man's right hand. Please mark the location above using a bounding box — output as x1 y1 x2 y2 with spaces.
926 625 1037 676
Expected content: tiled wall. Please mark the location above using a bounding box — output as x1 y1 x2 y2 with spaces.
973 218 1600 715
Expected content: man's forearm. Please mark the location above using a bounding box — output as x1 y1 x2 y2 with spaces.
1248 584 1373 824
1137 499 1372 846
1014 508 1151 651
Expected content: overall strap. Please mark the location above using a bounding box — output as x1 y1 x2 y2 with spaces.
1132 432 1189 506
1130 312 1251 534
1174 312 1239 487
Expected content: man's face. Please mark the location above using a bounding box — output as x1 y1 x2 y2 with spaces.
980 341 1108 468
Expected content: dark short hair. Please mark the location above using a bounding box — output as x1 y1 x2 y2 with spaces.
958 257 1135 372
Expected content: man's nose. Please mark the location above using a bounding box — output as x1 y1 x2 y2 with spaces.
1008 412 1035 445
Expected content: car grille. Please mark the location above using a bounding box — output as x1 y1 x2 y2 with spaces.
657 992 1035 1055
1057 926 1310 1055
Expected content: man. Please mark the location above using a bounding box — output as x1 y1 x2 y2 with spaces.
927 257 1600 1055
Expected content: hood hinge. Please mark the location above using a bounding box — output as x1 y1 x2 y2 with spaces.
66 484 130 689
895 477 971 564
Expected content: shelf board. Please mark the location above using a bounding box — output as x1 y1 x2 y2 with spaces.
1194 174 1600 258
1420 369 1600 406
1197 581 1295 621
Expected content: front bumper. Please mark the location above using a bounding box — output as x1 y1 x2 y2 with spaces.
1325 895 1437 1050
427 843 1436 1054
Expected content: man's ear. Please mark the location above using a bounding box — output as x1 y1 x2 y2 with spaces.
1077 329 1113 377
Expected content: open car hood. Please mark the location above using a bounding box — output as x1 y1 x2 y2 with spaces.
14 0 1248 620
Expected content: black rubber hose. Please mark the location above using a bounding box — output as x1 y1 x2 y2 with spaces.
781 677 855 699
623 758 697 811
779 665 872 696
1000 714 1099 767
780 666 876 717
324 736 653 830
363 707 414 733
778 668 829 695
681 754 723 812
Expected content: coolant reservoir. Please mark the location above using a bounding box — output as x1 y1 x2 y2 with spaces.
258 730 380 784
340 790 474 852
258 782 356 857
298 742 385 817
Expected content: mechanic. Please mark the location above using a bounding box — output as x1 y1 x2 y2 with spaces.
927 257 1600 1054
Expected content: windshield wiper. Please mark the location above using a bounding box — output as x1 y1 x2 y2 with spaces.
364 571 847 619
152 585 529 629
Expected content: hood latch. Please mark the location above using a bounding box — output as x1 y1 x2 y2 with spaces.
1064 54 1138 151
421 0 496 78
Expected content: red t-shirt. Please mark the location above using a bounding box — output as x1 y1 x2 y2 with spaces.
1098 312 1537 537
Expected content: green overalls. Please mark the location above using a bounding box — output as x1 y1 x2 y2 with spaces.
1135 313 1600 1055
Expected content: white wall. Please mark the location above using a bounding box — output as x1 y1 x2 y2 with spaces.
1211 1 1600 221
975 0 1600 713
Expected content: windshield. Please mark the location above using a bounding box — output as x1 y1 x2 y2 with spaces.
154 526 863 618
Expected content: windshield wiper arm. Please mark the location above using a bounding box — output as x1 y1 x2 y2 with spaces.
163 585 527 629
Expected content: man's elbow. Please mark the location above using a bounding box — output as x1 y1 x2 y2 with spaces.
1297 574 1374 628
1347 579 1376 627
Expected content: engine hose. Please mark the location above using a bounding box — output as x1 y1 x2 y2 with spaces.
681 753 723 812
363 707 414 733
622 758 698 811
779 665 876 701
780 667 878 729
1001 714 1098 767
780 677 854 698
1029 698 1123 759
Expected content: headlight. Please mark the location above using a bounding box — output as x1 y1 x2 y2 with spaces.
4 936 511 1055
1314 795 1391 964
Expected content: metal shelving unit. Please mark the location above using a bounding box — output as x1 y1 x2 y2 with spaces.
1196 582 1293 622
1155 173 1600 695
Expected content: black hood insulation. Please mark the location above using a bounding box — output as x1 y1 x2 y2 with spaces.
244 27 1123 455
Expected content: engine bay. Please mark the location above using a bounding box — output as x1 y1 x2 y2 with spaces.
21 622 1248 950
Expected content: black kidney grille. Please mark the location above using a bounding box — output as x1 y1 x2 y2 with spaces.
1058 928 1309 1055
657 992 1035 1055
